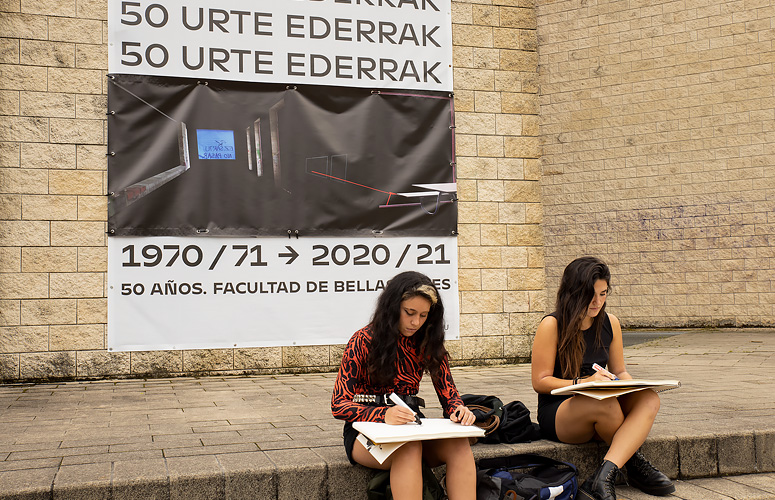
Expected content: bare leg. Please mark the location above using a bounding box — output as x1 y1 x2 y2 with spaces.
352 439 423 500
554 390 661 467
422 438 476 500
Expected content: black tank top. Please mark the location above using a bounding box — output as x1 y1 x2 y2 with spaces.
537 313 614 410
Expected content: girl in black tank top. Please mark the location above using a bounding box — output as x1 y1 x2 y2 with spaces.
531 257 674 500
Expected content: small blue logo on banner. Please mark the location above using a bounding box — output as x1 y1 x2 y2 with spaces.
197 129 236 160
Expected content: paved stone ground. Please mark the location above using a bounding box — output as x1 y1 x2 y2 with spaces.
0 329 774 499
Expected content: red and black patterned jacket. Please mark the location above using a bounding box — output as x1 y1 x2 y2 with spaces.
331 325 464 423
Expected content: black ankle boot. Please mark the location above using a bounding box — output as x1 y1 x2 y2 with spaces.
579 460 620 500
625 451 675 496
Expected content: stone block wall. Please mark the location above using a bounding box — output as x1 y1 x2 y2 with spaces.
537 0 775 326
0 0 543 380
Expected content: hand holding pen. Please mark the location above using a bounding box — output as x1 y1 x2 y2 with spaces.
592 363 619 380
387 393 422 425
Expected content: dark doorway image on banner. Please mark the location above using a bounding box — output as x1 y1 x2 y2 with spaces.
107 75 457 237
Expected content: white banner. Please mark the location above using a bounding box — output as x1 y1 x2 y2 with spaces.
108 236 459 351
108 0 453 91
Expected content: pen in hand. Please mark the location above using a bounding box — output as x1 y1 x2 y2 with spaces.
389 392 422 425
592 363 619 380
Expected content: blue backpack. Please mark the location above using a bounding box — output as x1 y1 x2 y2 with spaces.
476 453 578 500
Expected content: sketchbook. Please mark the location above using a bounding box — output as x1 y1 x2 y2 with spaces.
353 418 485 464
551 379 681 400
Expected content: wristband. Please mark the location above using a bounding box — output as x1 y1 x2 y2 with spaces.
573 377 579 385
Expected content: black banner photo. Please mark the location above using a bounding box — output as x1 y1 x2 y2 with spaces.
107 75 457 236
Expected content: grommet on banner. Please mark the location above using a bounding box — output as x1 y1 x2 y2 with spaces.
107 229 115 234
106 111 115 115
371 90 381 94
451 230 458 236
106 152 115 156
107 75 115 80
287 229 292 239
197 80 209 86
372 229 383 235
196 228 209 234
449 125 456 129
449 162 456 166
286 85 297 90
294 230 299 239
106 191 114 197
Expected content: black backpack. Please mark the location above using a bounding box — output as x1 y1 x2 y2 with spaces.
462 394 541 444
476 453 578 500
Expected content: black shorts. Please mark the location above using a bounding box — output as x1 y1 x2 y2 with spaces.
536 395 570 442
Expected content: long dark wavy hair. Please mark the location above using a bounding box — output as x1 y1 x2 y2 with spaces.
554 256 611 379
368 271 447 385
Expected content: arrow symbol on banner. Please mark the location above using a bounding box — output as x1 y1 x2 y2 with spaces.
279 246 299 265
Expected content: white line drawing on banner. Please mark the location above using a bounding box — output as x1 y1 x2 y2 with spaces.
107 78 192 218
246 118 263 176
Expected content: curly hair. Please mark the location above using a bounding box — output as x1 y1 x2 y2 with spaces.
368 271 447 385
554 256 611 379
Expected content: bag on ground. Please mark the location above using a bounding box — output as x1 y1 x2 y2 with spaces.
476 453 578 500
461 394 541 444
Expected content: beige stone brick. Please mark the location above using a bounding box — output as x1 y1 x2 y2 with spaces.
459 201 499 223
474 91 501 113
48 169 103 195
494 70 529 93
50 118 104 144
445 339 462 361
461 335 502 359
453 68 495 91
457 224 480 246
501 246 529 267
451 3 473 24
525 203 542 224
0 116 48 141
283 345 329 368
21 143 76 170
76 94 107 119
22 246 77 272
458 268 482 291
507 224 543 246
0 353 20 380
480 224 507 246
0 38 19 65
453 46 474 69
183 349 234 371
461 291 502 313
524 159 540 180
501 50 538 72
48 17 103 44
0 193 21 218
460 246 501 269
504 334 532 359
455 111 496 135
454 134 477 156
457 156 498 179
456 179 477 202
50 272 104 298
482 268 508 290
20 91 75 118
75 145 107 170
473 4 499 26
477 135 504 157
505 180 541 203
20 0 75 16
20 351 76 379
0 272 48 299
130 350 183 376
21 299 77 325
0 64 47 92
498 202 526 224
76 350 129 378
504 136 540 158
22 194 77 220
510 312 544 337
529 289 547 312
50 323 103 350
76 0 107 20
76 298 106 324
0 89 20 114
452 25 493 47
473 48 500 70
477 180 504 201
508 268 545 290
459 313 482 336
503 290 530 312
77 246 107 272
0 13 47 39
0 247 21 272
51 221 106 247
497 158 525 180
502 92 539 114
0 142 21 168
1 167 47 194
496 114 524 136
0 300 20 326
19 40 75 68
482 313 510 336
234 347 282 370
0 220 48 248
75 43 107 70
501 7 536 29
77 195 106 220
